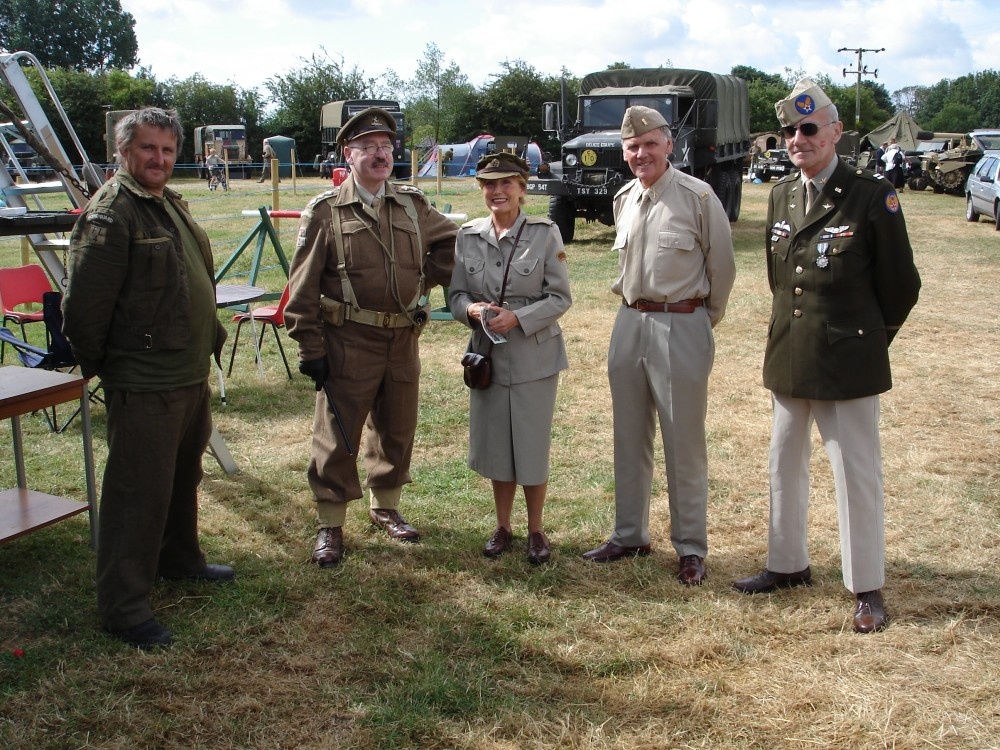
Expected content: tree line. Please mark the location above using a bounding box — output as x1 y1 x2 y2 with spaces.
4 1 1000 172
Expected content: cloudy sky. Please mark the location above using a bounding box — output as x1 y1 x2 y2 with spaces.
121 0 998 99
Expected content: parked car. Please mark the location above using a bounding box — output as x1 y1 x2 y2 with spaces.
964 152 1000 228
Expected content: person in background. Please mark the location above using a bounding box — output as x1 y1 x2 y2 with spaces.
449 153 572 564
285 107 457 567
63 107 234 650
732 78 921 634
582 106 736 587
205 147 222 182
258 139 275 183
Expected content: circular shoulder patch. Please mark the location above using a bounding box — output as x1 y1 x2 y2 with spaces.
885 191 900 214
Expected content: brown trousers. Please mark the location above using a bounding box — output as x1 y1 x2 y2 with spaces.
308 321 421 505
96 383 211 630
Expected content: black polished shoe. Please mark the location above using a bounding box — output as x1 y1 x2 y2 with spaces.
312 527 344 568
483 526 513 558
853 590 888 633
369 508 420 542
106 618 173 649
732 567 812 594
162 563 235 583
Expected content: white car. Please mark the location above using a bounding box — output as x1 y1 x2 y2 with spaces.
964 152 1000 228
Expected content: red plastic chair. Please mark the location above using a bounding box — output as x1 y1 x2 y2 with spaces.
226 284 292 379
0 264 53 363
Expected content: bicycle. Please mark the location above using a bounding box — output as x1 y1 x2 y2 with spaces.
208 164 228 192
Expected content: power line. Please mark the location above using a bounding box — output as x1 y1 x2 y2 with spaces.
839 47 884 128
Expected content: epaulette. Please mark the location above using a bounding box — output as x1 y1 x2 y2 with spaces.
775 171 800 185
614 179 636 199
853 168 886 184
395 184 427 197
525 214 554 225
304 188 338 211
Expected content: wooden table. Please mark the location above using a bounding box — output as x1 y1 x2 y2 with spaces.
0 366 98 547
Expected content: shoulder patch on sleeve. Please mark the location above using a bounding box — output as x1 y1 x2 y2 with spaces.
305 189 337 211
884 191 901 214
557 250 568 263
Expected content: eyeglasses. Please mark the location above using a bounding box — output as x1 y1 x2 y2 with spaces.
350 143 394 156
781 121 836 138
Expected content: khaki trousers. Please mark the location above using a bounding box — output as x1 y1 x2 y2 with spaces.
767 393 885 593
607 306 714 556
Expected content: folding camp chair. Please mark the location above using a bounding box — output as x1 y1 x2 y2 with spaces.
0 263 53 363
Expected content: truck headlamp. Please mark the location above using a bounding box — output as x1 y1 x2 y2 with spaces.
564 154 578 167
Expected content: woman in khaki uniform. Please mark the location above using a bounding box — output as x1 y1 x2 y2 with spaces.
450 153 572 564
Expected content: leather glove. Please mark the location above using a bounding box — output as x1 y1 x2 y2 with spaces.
298 357 330 391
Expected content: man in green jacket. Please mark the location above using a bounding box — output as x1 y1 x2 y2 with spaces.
732 79 921 633
63 107 233 650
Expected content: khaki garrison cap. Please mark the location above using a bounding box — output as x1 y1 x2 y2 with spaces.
775 77 834 126
338 107 396 146
475 152 529 179
621 106 669 139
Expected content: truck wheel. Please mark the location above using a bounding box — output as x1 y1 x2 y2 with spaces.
728 168 742 221
549 196 576 244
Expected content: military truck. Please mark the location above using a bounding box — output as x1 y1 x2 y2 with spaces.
319 99 411 178
528 68 751 243
193 124 252 179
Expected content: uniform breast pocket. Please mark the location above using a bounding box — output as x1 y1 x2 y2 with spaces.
508 257 540 296
653 231 697 287
134 236 176 291
341 219 376 270
825 237 865 287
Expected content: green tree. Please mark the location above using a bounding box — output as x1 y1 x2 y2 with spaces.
389 43 475 148
261 49 371 165
928 103 979 133
161 74 257 164
0 0 138 71
477 61 562 144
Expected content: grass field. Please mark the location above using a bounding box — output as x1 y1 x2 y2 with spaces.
1 174 998 749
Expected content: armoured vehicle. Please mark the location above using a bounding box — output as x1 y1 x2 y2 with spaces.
319 99 410 179
914 131 1000 195
528 68 751 243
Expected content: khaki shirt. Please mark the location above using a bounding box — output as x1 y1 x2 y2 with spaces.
611 166 736 327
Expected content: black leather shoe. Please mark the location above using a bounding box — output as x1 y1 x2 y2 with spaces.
582 540 651 563
162 563 235 583
677 555 707 586
483 526 513 558
527 531 551 565
106 618 173 649
312 526 344 567
369 508 420 542
853 590 888 633
732 567 812 594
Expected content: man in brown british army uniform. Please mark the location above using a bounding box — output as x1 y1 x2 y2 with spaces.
732 79 921 633
285 107 457 566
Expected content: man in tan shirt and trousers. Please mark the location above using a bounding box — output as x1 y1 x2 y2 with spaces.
583 106 736 586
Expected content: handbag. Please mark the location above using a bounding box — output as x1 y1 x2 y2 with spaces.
460 219 527 390
461 351 492 389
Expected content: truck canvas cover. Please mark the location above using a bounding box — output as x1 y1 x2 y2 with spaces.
580 68 750 146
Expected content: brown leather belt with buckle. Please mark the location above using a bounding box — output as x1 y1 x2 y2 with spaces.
625 298 705 313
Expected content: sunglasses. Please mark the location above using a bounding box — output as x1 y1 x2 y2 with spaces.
781 121 835 138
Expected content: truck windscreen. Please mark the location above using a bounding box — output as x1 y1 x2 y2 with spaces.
581 97 674 130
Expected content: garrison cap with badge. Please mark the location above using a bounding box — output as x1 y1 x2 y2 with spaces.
475 152 529 179
775 77 834 126
621 106 669 139
337 107 396 146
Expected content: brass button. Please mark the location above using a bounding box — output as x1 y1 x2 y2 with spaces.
858 329 864 335
795 266 804 274
793 309 802 318
794 287 803 296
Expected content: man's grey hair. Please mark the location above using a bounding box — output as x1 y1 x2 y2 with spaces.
116 107 184 152
823 103 840 123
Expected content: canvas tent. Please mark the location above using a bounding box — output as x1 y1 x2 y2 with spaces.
861 111 931 152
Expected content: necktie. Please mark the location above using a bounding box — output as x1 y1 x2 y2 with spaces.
371 196 382 213
805 181 817 213
624 189 651 303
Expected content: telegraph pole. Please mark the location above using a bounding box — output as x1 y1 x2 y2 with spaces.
838 46 884 129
